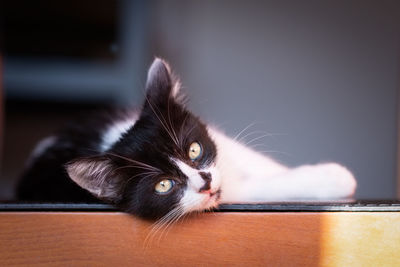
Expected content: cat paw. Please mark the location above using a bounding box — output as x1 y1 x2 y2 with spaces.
308 163 357 199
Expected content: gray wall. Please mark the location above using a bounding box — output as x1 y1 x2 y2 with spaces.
3 1 399 199
151 1 400 198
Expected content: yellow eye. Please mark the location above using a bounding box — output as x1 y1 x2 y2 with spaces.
155 179 174 194
188 142 202 160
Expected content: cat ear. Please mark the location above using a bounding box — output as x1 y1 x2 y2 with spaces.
145 58 181 102
66 157 122 202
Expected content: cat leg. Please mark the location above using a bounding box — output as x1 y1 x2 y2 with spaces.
207 127 356 202
220 163 356 203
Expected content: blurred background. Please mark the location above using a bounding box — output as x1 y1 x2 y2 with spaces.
1 0 399 200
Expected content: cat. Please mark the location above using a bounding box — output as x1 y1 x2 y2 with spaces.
17 58 357 220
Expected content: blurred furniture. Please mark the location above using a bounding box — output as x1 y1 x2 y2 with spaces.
4 0 149 105
1 0 150 200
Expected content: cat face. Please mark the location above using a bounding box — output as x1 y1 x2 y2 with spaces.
67 59 221 219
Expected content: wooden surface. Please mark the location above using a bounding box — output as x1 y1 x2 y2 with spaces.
0 212 399 266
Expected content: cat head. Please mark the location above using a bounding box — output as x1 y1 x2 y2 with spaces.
66 58 222 220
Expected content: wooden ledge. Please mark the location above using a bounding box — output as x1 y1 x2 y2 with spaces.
1 211 400 266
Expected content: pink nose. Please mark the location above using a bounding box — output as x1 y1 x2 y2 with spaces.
200 189 212 195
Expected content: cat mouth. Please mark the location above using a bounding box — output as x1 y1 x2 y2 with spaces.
209 189 222 200
206 189 222 207
197 188 222 211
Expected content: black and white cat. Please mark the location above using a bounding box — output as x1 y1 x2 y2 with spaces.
18 58 356 219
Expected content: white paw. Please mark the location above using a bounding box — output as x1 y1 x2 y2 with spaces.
306 163 357 199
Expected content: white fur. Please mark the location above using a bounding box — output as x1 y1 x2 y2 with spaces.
207 127 357 203
169 127 356 212
147 58 166 87
32 136 57 157
100 118 138 151
25 136 57 167
144 58 356 213
173 159 221 212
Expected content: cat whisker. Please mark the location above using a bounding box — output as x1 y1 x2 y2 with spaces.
180 124 197 149
159 199 203 240
233 122 256 142
156 205 185 230
144 205 183 247
147 205 179 233
147 198 200 246
124 172 159 187
113 165 160 173
246 143 291 156
205 205 217 217
178 112 190 148
105 152 160 172
145 96 179 146
254 150 292 157
244 133 275 146
167 98 180 148
183 124 197 144
237 130 270 144
146 97 176 142
180 209 191 224
157 207 185 242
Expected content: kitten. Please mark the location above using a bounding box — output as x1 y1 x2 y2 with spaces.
17 58 356 219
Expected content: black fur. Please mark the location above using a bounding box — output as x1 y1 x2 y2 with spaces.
17 110 121 202
17 59 217 220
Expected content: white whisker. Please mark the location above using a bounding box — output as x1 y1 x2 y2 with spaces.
254 150 292 157
237 130 268 143
105 152 160 172
144 205 183 247
144 197 203 248
233 122 256 141
244 133 274 146
113 165 160 173
145 96 179 146
178 112 190 148
125 172 159 185
167 98 180 147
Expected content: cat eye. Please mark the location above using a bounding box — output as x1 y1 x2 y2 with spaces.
188 142 202 161
155 179 175 194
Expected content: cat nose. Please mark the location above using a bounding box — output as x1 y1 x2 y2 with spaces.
199 172 212 193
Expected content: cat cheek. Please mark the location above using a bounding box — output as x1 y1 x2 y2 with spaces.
178 187 219 214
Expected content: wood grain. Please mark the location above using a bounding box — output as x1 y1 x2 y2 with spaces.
0 212 399 266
